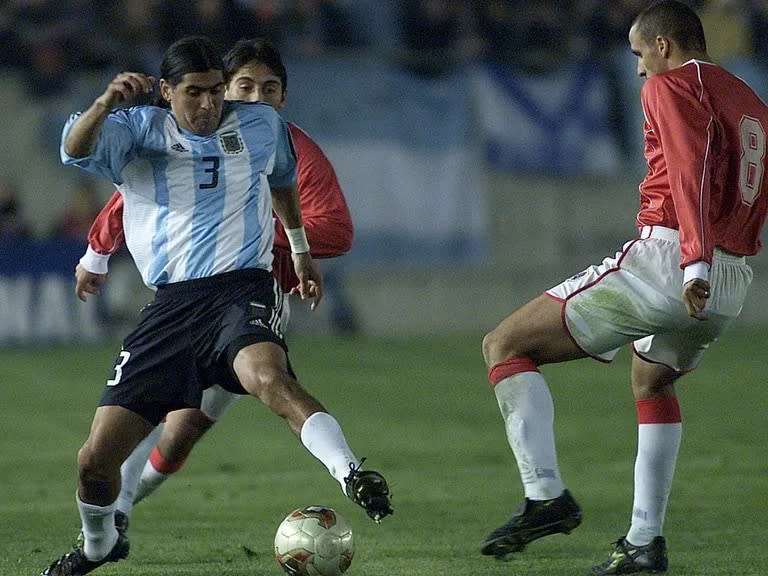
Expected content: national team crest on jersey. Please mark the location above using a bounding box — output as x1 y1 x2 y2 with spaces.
219 131 244 154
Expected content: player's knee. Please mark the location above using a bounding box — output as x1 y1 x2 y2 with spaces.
240 364 294 402
631 379 676 399
483 318 533 367
77 442 113 483
481 331 494 364
482 328 510 367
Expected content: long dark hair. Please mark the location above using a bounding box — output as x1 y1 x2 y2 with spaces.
154 35 225 107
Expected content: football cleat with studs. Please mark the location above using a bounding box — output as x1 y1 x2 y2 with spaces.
40 532 129 576
344 458 393 523
481 489 582 558
590 536 668 575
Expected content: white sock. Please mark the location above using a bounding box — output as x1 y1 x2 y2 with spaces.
300 411 359 491
134 459 169 504
77 493 118 561
626 422 681 545
494 372 564 500
116 424 163 516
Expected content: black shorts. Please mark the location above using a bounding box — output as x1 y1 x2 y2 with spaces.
99 268 290 424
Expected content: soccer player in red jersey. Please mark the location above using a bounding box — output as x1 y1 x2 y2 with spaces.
479 2 768 573
74 39 391 533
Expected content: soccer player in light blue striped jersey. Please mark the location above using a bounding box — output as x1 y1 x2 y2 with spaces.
38 36 391 576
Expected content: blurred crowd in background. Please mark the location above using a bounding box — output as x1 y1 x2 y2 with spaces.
1 0 766 99
1 0 767 341
1 0 768 243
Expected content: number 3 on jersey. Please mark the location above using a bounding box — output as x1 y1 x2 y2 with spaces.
200 156 220 189
739 116 766 205
107 350 131 386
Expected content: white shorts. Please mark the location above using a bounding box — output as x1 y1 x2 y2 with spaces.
546 226 753 371
200 294 292 420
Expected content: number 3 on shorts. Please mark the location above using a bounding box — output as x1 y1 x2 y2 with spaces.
107 350 131 386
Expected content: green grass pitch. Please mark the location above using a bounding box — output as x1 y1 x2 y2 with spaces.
1 328 766 575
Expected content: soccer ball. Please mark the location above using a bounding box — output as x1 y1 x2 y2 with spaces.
274 505 354 576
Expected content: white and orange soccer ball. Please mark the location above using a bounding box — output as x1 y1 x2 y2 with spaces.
274 506 354 576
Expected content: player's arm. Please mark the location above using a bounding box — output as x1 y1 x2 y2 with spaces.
273 128 354 258
270 117 323 309
63 72 154 158
645 78 715 273
75 191 126 301
272 183 323 310
644 78 713 319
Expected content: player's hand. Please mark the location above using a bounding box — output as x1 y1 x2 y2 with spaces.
289 252 323 310
682 278 710 321
96 72 155 109
75 264 107 302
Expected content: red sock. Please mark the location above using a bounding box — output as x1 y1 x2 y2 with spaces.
635 396 681 424
488 357 539 387
148 447 185 474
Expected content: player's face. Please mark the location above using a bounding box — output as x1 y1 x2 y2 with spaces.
225 61 286 110
628 24 668 79
162 70 226 135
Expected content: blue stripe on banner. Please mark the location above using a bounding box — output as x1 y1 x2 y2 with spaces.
0 237 82 276
488 63 560 132
481 61 620 175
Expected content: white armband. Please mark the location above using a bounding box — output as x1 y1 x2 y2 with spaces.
682 261 709 285
285 226 310 254
79 245 111 275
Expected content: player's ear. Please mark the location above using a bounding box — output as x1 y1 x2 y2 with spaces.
159 79 173 104
655 35 671 58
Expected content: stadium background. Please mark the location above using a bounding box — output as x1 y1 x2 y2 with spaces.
1 4 767 575
1 0 768 340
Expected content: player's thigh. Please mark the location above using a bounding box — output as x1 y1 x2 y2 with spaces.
551 249 676 361
484 294 583 365
214 276 292 395
232 340 293 394
633 312 735 373
106 295 208 424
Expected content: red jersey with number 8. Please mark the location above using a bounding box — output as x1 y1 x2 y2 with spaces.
637 60 768 267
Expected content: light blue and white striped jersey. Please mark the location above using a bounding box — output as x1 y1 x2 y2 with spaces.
61 101 297 288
